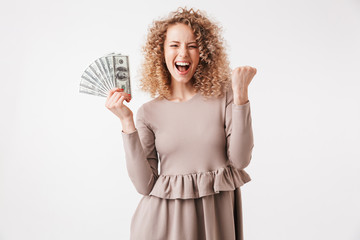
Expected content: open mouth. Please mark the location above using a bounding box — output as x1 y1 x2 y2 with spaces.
175 61 191 73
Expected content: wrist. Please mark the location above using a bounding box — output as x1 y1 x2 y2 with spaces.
121 118 136 133
233 91 248 105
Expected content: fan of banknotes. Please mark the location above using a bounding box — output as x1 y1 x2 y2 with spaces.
79 52 131 97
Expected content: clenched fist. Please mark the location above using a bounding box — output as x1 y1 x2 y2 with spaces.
105 88 133 121
231 66 257 92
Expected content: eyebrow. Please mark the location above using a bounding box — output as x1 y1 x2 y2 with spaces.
169 41 197 44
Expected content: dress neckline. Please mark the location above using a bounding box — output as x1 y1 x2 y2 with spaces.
163 91 200 104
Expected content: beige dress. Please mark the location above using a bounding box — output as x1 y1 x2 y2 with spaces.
121 88 254 240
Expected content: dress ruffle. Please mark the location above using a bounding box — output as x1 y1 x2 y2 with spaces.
149 164 251 199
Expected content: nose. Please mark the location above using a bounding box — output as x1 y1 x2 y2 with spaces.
178 45 189 58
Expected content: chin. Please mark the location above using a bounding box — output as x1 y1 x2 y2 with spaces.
171 76 193 83
170 71 195 83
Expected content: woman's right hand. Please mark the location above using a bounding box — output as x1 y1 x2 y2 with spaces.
105 88 133 121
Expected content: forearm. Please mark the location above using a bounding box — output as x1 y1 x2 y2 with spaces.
227 100 254 169
121 129 158 195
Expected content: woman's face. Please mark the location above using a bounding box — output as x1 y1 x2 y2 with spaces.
163 23 200 85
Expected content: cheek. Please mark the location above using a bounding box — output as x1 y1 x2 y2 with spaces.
163 51 170 62
164 50 175 62
192 51 200 66
164 53 175 72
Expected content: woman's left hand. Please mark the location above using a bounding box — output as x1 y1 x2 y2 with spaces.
231 66 257 105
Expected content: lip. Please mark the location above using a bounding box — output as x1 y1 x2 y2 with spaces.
174 61 191 75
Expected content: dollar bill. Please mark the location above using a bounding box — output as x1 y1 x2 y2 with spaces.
79 53 131 98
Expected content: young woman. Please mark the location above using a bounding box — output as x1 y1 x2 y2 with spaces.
105 7 257 240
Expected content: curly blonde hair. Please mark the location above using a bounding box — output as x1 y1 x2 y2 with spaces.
139 7 232 100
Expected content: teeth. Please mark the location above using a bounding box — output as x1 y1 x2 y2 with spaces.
175 62 190 66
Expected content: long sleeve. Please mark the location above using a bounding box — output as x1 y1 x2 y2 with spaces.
121 104 159 195
225 89 254 170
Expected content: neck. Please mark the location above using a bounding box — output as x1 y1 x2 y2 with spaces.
168 79 196 100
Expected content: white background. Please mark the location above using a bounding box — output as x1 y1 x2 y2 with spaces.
1 0 359 239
